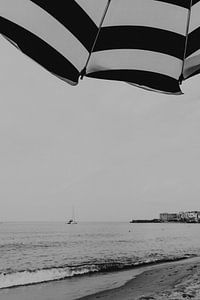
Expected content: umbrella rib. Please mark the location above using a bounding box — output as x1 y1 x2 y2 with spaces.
80 0 112 79
179 0 193 84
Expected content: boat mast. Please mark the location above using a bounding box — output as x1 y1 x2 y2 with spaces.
72 206 75 221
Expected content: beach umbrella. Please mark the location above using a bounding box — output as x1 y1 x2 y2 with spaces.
0 0 200 95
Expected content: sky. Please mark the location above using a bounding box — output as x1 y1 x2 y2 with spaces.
1 36 200 222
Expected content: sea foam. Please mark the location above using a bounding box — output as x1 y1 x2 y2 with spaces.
0 265 99 289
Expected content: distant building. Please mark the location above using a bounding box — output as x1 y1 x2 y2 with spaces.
181 211 200 223
178 211 185 222
160 213 178 222
160 213 169 222
160 211 200 223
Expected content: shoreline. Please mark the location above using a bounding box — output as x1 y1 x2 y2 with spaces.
1 257 200 300
0 255 193 290
77 256 200 300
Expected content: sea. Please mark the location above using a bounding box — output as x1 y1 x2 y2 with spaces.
0 222 200 299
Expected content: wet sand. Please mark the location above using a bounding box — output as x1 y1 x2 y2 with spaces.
78 257 200 300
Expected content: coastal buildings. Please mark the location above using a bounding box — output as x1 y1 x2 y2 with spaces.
160 213 178 222
178 211 200 223
160 211 200 223
130 211 200 223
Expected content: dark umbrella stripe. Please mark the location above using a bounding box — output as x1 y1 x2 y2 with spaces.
186 27 200 58
192 0 200 6
86 70 181 94
93 26 185 60
0 17 80 84
30 0 98 52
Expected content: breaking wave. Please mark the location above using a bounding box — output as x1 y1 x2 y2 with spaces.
0 254 195 289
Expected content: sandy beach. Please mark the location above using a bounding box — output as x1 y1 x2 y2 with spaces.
78 257 200 300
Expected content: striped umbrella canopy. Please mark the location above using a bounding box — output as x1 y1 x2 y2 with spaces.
0 0 199 95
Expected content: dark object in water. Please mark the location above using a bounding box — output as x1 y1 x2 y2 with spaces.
130 219 161 223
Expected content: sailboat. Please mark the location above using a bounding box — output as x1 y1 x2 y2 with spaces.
67 207 77 224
